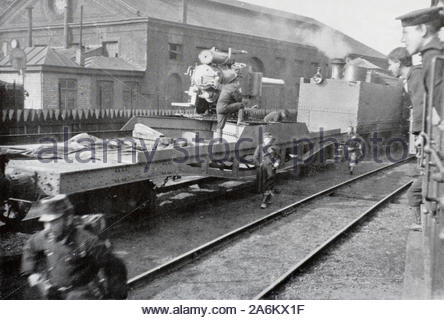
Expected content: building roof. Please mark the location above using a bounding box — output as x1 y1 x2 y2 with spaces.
0 0 15 14
85 56 145 71
0 46 79 67
0 0 386 60
0 46 144 72
128 0 386 59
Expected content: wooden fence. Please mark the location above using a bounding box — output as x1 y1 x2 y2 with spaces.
0 108 295 144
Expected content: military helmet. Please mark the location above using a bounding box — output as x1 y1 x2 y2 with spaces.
37 194 74 222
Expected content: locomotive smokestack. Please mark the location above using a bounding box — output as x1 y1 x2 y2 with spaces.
330 58 345 80
182 0 188 24
76 5 84 67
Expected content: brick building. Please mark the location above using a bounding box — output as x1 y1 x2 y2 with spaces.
0 46 145 110
0 46 144 109
0 0 387 111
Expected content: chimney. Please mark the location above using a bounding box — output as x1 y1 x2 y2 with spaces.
26 6 33 47
76 5 85 67
64 2 70 48
182 0 188 24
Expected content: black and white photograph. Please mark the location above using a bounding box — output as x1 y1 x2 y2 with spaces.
0 0 443 317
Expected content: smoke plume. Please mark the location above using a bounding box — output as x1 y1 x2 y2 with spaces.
292 25 353 59
253 12 354 59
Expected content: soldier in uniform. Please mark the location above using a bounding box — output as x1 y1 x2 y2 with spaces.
396 6 444 230
254 132 281 209
388 47 425 230
263 109 290 123
388 47 424 135
215 68 258 141
344 127 363 175
21 194 127 299
397 6 444 118
215 81 246 140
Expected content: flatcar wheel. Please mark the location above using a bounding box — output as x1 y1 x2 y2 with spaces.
0 200 29 225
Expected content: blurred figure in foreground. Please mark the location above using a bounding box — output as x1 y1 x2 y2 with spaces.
21 195 128 299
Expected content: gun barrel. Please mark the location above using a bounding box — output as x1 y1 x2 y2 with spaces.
230 49 248 54
262 77 285 86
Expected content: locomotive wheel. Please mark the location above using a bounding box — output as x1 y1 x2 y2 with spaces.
0 200 29 225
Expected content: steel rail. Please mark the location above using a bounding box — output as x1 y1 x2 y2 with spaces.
127 157 414 288
254 180 413 299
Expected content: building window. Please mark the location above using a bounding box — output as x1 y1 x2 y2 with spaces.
249 57 265 73
168 43 183 60
103 41 119 58
59 79 77 110
97 80 114 109
294 59 304 78
123 81 140 110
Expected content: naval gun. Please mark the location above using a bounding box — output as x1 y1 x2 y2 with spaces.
172 47 285 114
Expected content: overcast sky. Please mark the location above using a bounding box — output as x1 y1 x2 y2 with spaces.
241 0 432 55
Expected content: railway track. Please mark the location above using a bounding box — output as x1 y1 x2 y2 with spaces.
127 159 413 299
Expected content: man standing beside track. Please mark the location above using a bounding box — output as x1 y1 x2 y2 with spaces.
396 6 444 231
397 6 444 119
388 47 425 230
388 47 424 136
254 132 281 209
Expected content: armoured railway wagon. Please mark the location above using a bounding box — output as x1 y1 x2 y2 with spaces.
1 51 406 225
1 116 342 224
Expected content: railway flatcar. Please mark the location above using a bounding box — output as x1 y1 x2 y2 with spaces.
0 49 405 226
1 115 342 225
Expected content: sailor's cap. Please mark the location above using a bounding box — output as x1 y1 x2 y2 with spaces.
396 6 444 27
